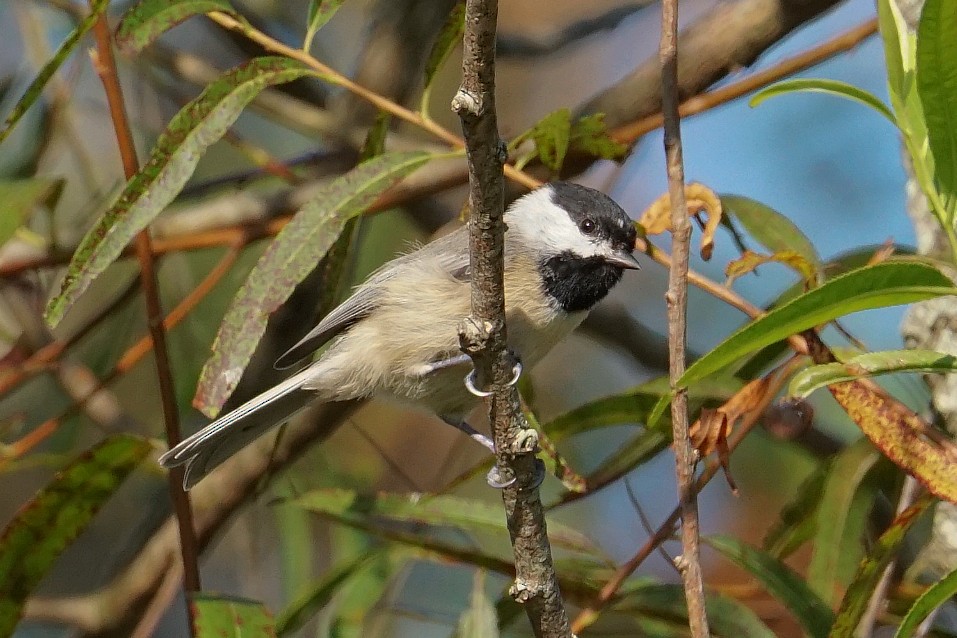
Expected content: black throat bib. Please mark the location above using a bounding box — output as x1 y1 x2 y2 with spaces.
539 251 624 313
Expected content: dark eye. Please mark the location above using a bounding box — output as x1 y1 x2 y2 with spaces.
580 218 596 234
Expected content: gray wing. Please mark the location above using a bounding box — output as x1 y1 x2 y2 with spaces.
274 227 470 369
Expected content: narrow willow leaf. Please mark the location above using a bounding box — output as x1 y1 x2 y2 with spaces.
455 571 498 638
303 0 347 51
276 552 378 637
545 375 740 439
894 564 957 638
750 78 897 126
877 0 910 106
705 535 834 638
791 349 957 398
616 584 776 638
0 178 63 248
116 0 242 53
720 195 821 274
190 594 276 638
829 496 933 637
0 435 150 636
422 1 465 98
679 261 957 388
194 151 433 415
45 57 320 328
289 488 599 555
0 0 109 145
763 463 828 558
807 440 880 604
916 0 957 213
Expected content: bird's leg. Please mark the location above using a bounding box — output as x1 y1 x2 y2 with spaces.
439 416 515 488
409 354 472 377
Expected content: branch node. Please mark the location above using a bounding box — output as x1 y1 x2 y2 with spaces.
451 89 483 117
511 427 539 455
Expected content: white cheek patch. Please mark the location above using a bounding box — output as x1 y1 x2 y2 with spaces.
506 186 611 259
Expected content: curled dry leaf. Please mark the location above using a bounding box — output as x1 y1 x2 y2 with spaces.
725 249 818 286
689 376 772 492
638 182 722 260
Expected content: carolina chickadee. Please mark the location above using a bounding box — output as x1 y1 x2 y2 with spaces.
161 182 639 488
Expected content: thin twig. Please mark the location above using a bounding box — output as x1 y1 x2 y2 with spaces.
88 11 201 594
453 1 570 636
659 0 709 633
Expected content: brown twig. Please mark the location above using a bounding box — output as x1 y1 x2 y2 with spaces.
658 0 709 634
88 11 201 594
453 1 570 636
610 18 879 143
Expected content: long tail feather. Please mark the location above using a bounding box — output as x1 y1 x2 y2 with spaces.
160 367 317 489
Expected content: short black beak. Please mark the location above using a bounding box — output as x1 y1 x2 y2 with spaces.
605 250 641 270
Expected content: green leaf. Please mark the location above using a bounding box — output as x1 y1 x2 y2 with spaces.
303 0 347 52
44 57 321 328
276 551 378 637
705 535 835 638
720 195 821 275
116 0 242 53
829 495 933 637
421 0 465 108
289 488 599 555
545 375 740 439
0 0 109 145
0 178 63 248
0 435 150 636
894 564 957 638
807 440 880 604
916 0 957 213
193 151 434 416
679 261 957 388
190 593 276 638
455 571 498 638
791 349 957 398
750 78 897 126
763 463 828 558
532 109 573 172
568 113 628 161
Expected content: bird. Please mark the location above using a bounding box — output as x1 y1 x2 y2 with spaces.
160 182 640 489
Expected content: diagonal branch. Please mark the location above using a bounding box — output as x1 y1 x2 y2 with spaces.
452 0 570 636
88 9 202 594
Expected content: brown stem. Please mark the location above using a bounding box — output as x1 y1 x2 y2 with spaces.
453 1 570 636
88 11 202 595
659 0 709 634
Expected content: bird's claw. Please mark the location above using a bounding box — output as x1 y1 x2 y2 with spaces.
464 359 523 398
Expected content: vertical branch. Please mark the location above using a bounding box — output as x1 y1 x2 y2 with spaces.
659 0 710 635
88 10 202 595
452 1 570 636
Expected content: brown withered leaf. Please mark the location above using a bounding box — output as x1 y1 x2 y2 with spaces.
638 183 723 260
804 331 957 503
689 376 772 493
725 249 818 286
